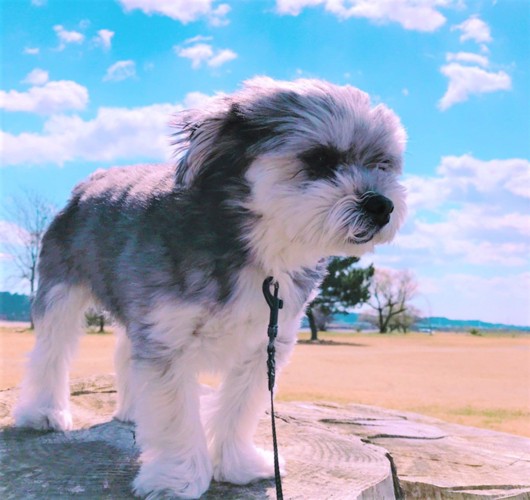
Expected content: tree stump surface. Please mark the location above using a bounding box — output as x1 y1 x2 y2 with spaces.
0 375 529 499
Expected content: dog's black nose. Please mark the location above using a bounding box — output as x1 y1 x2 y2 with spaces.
361 193 394 226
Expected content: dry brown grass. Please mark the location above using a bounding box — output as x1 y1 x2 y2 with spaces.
1 326 529 437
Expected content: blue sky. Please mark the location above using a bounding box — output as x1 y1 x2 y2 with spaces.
1 0 529 325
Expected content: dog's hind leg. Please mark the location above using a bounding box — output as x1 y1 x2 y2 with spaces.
13 282 91 431
113 325 135 423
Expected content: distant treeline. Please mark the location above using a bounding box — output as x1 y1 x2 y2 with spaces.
304 312 530 332
1 291 528 332
0 292 31 321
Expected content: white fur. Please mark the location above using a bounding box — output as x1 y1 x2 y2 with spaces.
244 155 407 271
128 265 303 496
14 284 91 430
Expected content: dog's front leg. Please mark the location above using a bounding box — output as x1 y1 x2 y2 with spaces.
131 352 212 499
204 338 295 485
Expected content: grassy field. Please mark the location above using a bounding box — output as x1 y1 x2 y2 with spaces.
1 325 529 437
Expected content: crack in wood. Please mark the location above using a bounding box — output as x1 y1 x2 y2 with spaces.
320 417 407 425
385 452 404 500
370 433 446 440
71 389 117 396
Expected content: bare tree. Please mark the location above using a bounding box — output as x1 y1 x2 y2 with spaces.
3 191 56 327
388 305 421 333
365 268 418 333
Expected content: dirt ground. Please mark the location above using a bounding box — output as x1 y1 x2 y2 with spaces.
1 326 529 437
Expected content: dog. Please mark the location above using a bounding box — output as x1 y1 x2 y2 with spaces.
14 77 407 498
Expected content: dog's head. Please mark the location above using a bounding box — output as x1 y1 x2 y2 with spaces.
173 77 407 267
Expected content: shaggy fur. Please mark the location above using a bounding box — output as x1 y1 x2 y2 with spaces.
14 77 407 499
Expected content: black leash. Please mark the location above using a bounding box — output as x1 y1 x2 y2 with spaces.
262 276 284 500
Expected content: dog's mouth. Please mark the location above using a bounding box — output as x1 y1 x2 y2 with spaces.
347 228 377 244
338 202 392 245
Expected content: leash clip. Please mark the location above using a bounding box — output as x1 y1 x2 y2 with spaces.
263 276 284 324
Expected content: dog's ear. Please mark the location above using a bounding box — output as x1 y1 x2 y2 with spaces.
171 80 303 187
172 106 221 186
172 98 250 186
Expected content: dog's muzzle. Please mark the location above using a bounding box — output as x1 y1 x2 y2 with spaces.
361 193 394 227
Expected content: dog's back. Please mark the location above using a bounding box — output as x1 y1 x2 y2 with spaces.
35 164 175 318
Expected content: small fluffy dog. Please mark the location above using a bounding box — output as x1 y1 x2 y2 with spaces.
14 78 406 498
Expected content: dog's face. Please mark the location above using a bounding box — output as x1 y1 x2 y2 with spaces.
174 77 407 264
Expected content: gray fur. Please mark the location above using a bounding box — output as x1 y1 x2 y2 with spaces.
36 163 252 326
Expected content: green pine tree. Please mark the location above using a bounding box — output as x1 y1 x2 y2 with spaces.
307 257 374 341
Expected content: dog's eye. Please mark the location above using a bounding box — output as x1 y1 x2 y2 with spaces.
367 160 391 172
300 147 340 180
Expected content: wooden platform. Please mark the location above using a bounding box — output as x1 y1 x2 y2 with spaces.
1 375 529 499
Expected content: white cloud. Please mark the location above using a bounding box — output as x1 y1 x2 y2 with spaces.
0 80 89 115
0 98 202 166
398 216 529 267
31 0 46 5
452 15 492 44
184 35 213 45
403 175 451 213
276 0 320 15
118 0 230 25
276 0 453 32
446 51 488 67
404 154 530 215
0 88 226 167
103 60 136 82
437 154 530 197
207 48 237 67
182 91 219 109
208 3 231 26
22 69 49 86
177 43 213 69
54 25 85 50
176 43 237 69
0 90 229 167
395 154 530 271
94 29 114 50
24 47 40 55
438 62 511 110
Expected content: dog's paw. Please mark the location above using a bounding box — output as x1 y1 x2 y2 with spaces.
13 405 73 431
114 385 136 424
133 453 212 500
213 444 285 485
